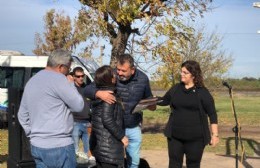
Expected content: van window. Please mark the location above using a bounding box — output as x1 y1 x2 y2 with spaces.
0 67 25 88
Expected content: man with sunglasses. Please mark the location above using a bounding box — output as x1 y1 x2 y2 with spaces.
71 67 94 163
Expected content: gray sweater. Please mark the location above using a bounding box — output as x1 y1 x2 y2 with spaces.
18 69 84 148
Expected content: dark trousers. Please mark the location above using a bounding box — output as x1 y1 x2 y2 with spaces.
96 161 122 168
167 137 205 168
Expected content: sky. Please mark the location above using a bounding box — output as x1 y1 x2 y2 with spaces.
0 0 260 78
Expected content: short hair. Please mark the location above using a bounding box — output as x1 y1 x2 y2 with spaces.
68 72 74 76
95 65 114 87
181 60 204 87
117 54 134 68
47 49 73 67
72 67 84 74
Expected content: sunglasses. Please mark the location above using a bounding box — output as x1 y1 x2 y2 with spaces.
74 74 85 78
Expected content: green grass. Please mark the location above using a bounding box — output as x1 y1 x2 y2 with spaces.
141 94 260 157
143 94 260 126
0 129 8 168
0 94 259 167
215 95 260 126
143 106 170 125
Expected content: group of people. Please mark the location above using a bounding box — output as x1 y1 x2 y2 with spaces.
18 49 219 168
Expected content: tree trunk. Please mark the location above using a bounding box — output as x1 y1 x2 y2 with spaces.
110 25 131 68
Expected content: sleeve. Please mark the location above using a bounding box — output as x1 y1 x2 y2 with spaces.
142 74 153 99
157 85 177 106
83 82 97 100
144 77 153 98
101 103 125 141
18 92 31 136
201 88 218 124
56 78 84 113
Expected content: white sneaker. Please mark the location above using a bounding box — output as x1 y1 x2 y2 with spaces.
76 152 89 160
76 152 89 164
88 156 96 161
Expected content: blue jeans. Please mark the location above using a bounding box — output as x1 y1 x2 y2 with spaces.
31 144 76 168
125 126 142 168
72 121 91 153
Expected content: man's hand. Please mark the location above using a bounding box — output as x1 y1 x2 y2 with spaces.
210 135 219 147
96 90 116 104
66 74 74 83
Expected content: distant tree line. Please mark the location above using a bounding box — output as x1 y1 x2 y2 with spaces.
241 77 260 81
150 77 260 91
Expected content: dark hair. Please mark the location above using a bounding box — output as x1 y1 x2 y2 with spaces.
68 72 74 76
181 60 204 87
117 54 135 68
95 65 114 87
72 66 84 74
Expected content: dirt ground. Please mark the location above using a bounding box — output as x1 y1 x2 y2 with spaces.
140 150 260 168
140 125 260 168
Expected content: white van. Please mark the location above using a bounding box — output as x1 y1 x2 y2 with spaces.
0 54 99 128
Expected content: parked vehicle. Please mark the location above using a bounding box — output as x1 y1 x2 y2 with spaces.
0 54 99 128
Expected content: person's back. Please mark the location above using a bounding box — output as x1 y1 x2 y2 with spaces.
91 94 125 166
18 49 84 168
90 65 128 168
20 69 83 147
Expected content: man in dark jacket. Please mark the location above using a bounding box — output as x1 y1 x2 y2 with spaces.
71 67 94 163
86 54 155 168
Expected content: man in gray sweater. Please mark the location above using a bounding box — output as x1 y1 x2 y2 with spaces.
18 49 84 168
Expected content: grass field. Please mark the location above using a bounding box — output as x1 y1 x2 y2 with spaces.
0 93 260 167
141 93 260 157
143 93 260 127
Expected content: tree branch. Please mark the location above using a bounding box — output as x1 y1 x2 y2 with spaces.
79 0 102 9
104 12 117 38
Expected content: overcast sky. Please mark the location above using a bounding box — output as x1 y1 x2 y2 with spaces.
1 0 260 78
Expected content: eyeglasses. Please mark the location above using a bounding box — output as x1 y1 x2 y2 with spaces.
74 74 85 78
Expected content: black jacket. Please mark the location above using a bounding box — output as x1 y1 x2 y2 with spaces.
116 69 153 128
72 83 91 122
90 88 125 166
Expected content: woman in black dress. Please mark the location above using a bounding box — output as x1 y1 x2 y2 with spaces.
158 60 219 168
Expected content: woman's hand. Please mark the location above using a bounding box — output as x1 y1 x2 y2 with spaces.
210 134 219 147
121 136 129 147
210 124 219 147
